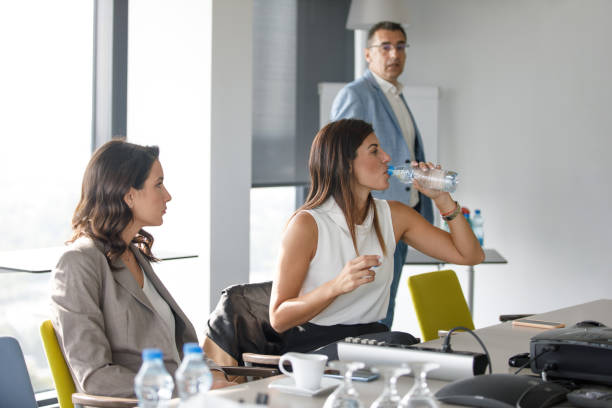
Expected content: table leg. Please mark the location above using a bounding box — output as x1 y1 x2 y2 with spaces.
467 265 474 316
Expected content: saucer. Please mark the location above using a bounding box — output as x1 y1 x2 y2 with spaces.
268 376 342 396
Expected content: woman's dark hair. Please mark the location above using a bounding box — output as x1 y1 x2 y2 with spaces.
299 118 386 255
70 139 160 268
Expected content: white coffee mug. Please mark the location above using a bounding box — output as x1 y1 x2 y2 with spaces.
278 352 328 390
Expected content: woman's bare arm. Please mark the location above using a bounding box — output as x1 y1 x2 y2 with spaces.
269 211 380 333
390 197 484 265
389 162 484 266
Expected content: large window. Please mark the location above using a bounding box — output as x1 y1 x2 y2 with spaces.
0 0 94 392
250 187 298 283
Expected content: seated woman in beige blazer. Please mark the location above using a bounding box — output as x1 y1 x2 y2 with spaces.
51 140 231 398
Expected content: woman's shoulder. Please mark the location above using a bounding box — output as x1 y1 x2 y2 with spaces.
56 237 109 274
386 199 413 212
386 199 420 222
63 236 105 256
282 211 318 250
373 197 391 209
288 210 317 233
373 198 394 217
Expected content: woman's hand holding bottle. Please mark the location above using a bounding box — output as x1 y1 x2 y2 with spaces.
408 161 457 216
389 161 459 196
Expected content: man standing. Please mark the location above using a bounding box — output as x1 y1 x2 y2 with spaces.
331 21 433 328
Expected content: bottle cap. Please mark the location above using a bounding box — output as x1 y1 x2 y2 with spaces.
183 342 203 355
444 171 459 192
475 209 481 215
142 348 163 361
386 165 395 176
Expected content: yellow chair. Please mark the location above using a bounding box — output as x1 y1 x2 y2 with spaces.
408 270 475 342
39 320 137 408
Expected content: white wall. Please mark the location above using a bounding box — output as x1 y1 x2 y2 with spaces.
127 0 213 336
127 0 252 336
396 0 612 330
209 0 253 310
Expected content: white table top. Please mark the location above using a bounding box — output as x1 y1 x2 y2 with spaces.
208 299 612 407
0 246 197 273
405 248 507 265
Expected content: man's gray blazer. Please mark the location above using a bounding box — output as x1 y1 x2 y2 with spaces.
51 237 198 397
331 69 433 223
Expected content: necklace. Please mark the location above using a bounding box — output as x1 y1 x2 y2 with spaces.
121 249 144 288
122 250 137 265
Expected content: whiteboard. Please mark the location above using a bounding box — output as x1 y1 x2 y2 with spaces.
318 82 439 166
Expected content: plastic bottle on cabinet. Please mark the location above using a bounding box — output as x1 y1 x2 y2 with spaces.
387 165 459 193
175 343 213 405
461 207 471 228
440 214 450 232
134 348 174 408
472 209 484 246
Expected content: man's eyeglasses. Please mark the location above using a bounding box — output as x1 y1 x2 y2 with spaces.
368 43 409 53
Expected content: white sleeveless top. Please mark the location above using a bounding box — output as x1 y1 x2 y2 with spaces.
302 197 396 326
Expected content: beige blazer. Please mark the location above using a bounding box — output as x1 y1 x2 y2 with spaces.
51 237 198 398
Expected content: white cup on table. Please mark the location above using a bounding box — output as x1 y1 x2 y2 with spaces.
278 352 328 390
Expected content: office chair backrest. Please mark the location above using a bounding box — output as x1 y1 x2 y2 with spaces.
206 281 285 366
0 336 38 408
40 320 77 408
408 269 475 342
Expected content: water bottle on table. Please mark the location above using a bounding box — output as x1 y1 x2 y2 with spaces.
472 209 484 246
175 343 213 406
387 165 459 193
134 348 174 408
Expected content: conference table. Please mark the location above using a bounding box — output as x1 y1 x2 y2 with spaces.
208 299 612 407
405 248 507 315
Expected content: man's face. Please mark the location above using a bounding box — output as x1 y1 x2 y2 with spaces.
365 29 407 85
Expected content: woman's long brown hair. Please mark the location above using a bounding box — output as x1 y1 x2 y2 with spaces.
298 119 386 256
70 139 160 269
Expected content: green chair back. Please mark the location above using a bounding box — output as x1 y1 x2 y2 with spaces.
408 269 475 342
40 320 76 408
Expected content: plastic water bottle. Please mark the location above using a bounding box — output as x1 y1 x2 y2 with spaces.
387 165 459 192
462 207 471 228
440 214 450 232
175 343 213 404
134 348 174 408
472 209 484 246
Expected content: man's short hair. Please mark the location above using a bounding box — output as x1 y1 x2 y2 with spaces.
367 21 406 45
